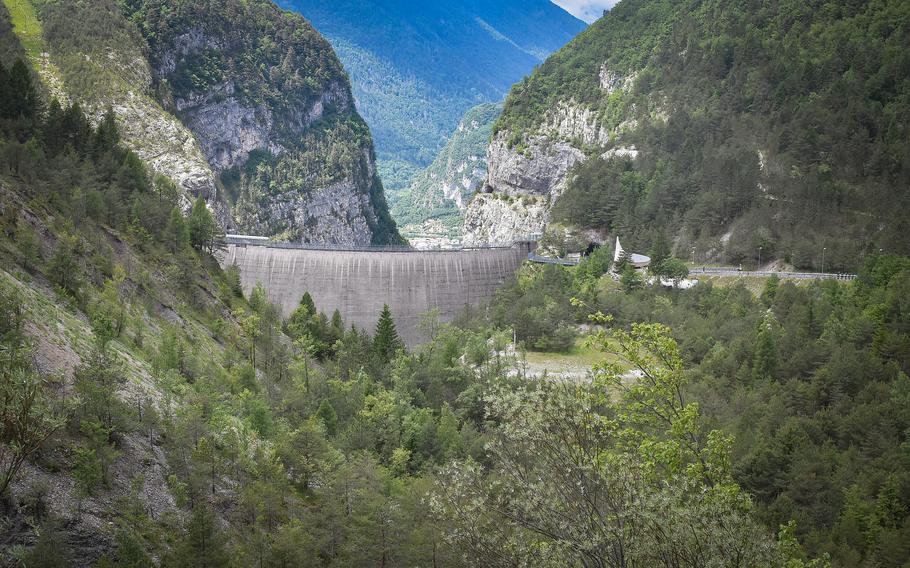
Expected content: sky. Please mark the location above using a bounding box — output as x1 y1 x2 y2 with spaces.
551 0 617 23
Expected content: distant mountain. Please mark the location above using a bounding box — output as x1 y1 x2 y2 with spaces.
392 102 501 245
277 0 585 194
465 0 910 268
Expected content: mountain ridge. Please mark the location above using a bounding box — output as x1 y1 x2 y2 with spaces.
277 0 586 198
465 0 910 268
3 0 402 245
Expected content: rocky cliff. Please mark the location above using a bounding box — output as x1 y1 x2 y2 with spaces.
465 0 910 267
5 0 400 245
463 94 632 245
127 0 401 245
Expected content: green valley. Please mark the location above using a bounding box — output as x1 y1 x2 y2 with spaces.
1 0 909 566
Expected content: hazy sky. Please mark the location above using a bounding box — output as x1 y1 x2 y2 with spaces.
551 0 617 23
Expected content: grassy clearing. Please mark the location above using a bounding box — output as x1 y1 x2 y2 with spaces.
2 0 68 102
519 336 629 382
3 0 43 59
523 337 609 368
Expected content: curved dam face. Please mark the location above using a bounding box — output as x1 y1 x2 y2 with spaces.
220 243 533 346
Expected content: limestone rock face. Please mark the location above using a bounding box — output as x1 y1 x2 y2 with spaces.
463 129 584 244
485 131 586 199
462 193 549 246
237 178 375 245
124 2 401 245
148 16 398 245
464 65 640 245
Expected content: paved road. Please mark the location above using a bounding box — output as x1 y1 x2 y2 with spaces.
527 253 579 266
690 267 856 280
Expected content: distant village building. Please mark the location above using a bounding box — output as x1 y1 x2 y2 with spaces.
613 237 651 269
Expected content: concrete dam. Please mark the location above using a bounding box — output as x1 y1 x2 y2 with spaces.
219 240 534 346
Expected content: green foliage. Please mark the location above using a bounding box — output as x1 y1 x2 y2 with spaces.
73 445 103 498
47 232 85 302
0 283 65 498
501 0 910 265
0 58 39 120
492 264 579 352
432 324 781 566
187 196 220 253
654 257 689 282
279 0 583 190
167 504 229 568
315 399 338 437
18 520 71 568
620 264 644 292
373 304 403 363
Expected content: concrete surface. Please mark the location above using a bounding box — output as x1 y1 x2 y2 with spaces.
220 242 533 346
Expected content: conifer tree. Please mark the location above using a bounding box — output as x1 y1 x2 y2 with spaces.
287 292 317 340
92 106 120 155
171 505 229 568
752 313 778 381
166 207 190 252
649 230 671 270
188 196 217 253
373 304 403 362
331 309 343 333
315 399 338 436
6 60 39 120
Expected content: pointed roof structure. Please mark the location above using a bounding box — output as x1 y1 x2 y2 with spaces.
613 237 651 268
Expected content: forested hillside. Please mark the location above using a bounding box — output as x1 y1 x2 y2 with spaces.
483 246 910 567
0 0 401 245
392 103 501 243
0 61 833 567
469 0 910 268
277 0 585 194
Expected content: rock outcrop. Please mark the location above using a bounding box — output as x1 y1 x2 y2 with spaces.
133 0 401 244
463 67 638 245
21 0 400 245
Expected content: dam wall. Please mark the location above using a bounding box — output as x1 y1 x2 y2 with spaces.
219 242 533 346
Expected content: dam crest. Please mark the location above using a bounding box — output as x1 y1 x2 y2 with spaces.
219 236 535 346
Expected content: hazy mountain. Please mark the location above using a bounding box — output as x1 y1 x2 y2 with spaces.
392 102 502 245
277 0 585 194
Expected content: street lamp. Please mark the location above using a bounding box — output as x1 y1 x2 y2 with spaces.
691 247 696 265
822 247 827 274
758 246 762 270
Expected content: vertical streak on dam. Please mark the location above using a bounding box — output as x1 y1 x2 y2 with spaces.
220 243 533 347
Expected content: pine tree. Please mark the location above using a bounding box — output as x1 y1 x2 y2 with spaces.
166 207 190 252
171 505 229 568
299 292 317 317
315 399 338 436
437 403 462 458
649 230 671 270
752 313 778 381
0 61 8 119
93 106 120 155
373 304 403 362
6 60 39 120
287 292 317 340
330 309 344 342
188 196 216 253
